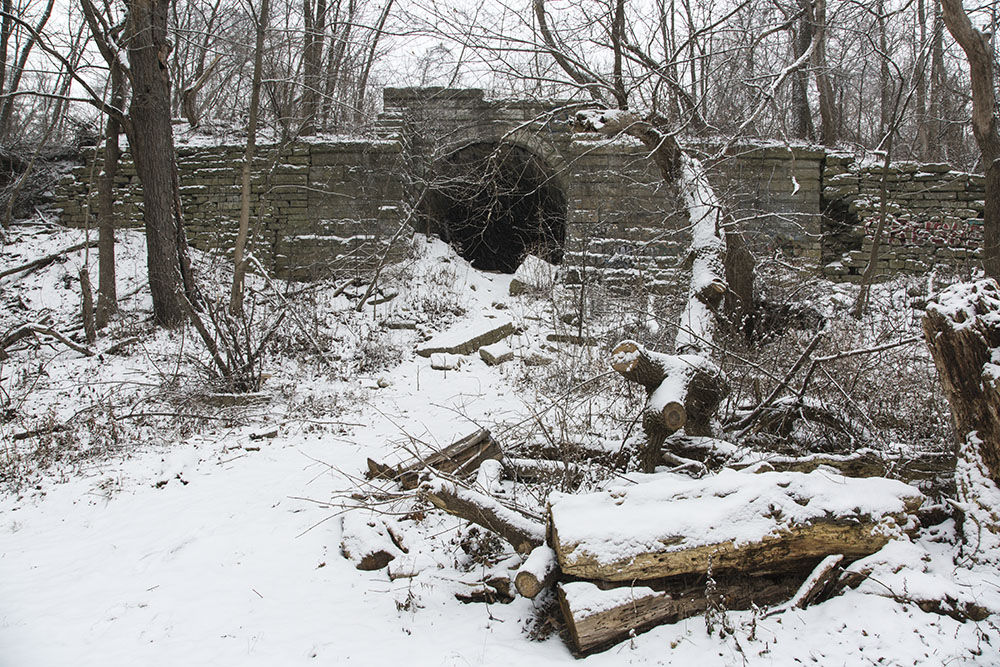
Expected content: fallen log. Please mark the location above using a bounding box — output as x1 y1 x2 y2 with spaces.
611 340 727 471
548 469 922 582
764 554 844 617
558 572 800 656
0 239 99 279
732 447 956 496
367 429 502 490
419 474 544 554
514 545 560 599
1 323 96 359
503 457 584 489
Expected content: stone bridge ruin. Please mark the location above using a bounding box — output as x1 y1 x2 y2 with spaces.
52 87 988 286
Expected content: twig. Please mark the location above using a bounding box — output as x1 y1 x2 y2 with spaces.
355 191 424 312
732 331 823 435
0 322 95 358
246 254 336 367
795 336 921 402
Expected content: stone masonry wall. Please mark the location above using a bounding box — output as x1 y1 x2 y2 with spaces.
50 88 990 285
821 156 985 280
53 139 405 280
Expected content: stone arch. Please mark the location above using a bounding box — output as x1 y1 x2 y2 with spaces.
421 138 568 273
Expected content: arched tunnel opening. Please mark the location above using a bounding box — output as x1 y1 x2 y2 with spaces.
419 142 566 273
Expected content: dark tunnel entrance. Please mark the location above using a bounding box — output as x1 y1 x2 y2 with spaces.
420 142 566 273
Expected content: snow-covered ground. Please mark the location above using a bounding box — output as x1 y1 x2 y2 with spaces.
1 224 998 665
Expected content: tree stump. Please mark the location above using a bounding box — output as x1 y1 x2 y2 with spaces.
923 280 1000 486
611 340 728 471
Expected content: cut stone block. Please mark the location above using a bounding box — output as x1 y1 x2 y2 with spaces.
430 353 464 370
509 254 558 296
479 341 514 366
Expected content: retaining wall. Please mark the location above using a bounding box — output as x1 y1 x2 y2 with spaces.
50 88 989 284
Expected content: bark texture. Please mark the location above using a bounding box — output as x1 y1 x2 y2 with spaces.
923 279 1000 486
126 0 196 327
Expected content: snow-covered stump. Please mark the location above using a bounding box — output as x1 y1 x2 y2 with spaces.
547 469 922 583
611 340 727 471
923 280 1000 487
923 280 1000 564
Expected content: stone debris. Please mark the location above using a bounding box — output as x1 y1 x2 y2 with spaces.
509 254 558 296
416 318 515 357
479 342 514 366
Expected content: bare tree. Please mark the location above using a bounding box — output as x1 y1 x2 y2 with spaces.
940 0 1000 279
231 0 270 316
124 0 199 326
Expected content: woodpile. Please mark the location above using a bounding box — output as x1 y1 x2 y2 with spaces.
360 429 925 656
546 469 922 655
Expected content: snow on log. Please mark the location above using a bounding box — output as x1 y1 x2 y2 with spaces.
366 429 502 490
418 474 545 554
557 574 798 656
514 545 560 599
416 318 515 357
675 156 727 356
548 469 922 582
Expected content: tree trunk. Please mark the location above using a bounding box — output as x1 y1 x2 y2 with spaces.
231 0 270 316
915 0 931 160
811 0 837 145
877 0 891 141
354 0 394 126
791 0 815 141
923 280 1000 486
558 576 799 656
940 0 1000 280
547 470 921 582
418 475 544 554
96 64 124 329
126 0 195 327
0 0 11 112
0 0 54 142
929 0 945 162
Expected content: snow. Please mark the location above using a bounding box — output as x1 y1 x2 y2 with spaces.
549 469 921 567
518 545 557 581
675 156 726 354
2 226 999 665
926 279 1000 331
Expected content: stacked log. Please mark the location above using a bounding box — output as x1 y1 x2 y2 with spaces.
367 429 502 489
546 469 922 655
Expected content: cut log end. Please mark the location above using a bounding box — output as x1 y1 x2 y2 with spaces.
610 340 641 374
661 401 686 431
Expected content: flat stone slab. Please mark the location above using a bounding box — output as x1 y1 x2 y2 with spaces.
416 317 514 357
479 341 515 366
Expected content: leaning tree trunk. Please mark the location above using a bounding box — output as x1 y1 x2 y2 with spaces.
126 0 195 328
